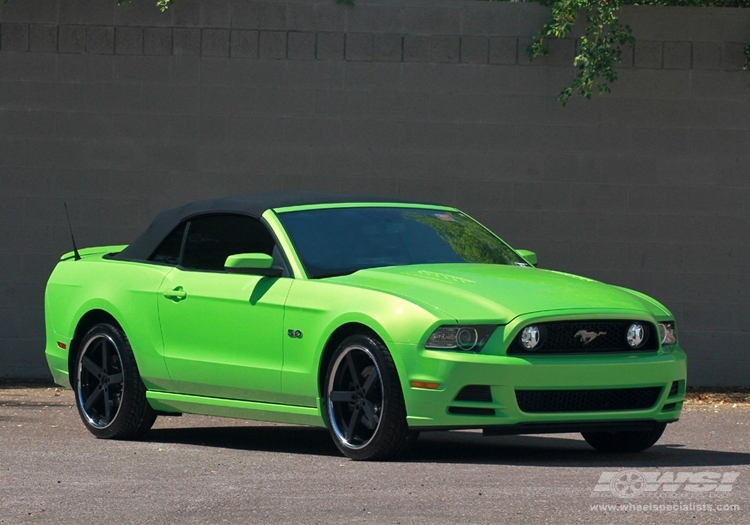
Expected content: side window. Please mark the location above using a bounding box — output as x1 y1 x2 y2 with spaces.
181 215 276 272
149 222 187 266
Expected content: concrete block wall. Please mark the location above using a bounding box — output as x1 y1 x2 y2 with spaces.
0 0 749 385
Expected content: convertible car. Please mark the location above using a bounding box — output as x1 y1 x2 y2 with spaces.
45 193 686 460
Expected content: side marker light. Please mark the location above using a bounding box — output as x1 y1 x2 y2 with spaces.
411 381 440 389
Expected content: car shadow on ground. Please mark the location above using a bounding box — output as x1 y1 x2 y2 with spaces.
143 425 750 467
145 425 342 457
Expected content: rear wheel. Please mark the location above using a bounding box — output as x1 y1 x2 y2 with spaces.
324 334 416 460
74 323 156 439
582 423 667 453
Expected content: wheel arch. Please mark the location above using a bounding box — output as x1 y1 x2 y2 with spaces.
317 322 381 398
68 309 121 382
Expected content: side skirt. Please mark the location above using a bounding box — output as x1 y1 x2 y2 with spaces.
146 391 326 428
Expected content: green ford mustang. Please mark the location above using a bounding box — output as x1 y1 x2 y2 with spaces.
45 193 686 460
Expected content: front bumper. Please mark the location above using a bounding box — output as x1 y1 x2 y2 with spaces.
395 343 687 430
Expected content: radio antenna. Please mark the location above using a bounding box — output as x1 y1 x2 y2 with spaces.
63 202 81 261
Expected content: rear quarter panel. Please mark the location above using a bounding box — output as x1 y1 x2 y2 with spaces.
45 255 174 390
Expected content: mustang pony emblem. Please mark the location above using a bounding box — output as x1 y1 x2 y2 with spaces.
574 330 607 344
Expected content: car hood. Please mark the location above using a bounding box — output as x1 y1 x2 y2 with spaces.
329 264 652 323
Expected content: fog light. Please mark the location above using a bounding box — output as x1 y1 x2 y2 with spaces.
520 326 541 350
626 323 646 348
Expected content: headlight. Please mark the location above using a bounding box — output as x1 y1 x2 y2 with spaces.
425 325 496 352
658 322 677 346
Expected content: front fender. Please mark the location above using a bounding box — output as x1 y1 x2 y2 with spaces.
281 279 448 406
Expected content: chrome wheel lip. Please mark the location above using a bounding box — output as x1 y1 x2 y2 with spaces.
76 333 124 430
326 344 384 451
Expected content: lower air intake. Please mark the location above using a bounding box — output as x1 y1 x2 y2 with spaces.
516 387 663 413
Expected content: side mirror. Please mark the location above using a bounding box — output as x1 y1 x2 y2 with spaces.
515 249 537 267
225 253 281 277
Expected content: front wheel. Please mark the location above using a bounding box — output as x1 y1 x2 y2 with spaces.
324 334 415 460
582 423 667 453
73 323 156 439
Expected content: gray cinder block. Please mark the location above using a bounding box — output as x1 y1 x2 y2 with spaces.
0 110 53 139
461 6 493 35
634 40 662 69
202 0 230 28
27 82 84 112
259 31 286 59
86 25 115 55
346 33 373 62
58 25 86 54
144 28 173 56
202 28 230 57
232 1 288 30
461 36 488 64
55 112 113 141
403 35 430 63
373 34 402 62
692 42 721 71
232 30 259 58
663 41 691 70
114 56 170 84
545 38 576 67
173 0 201 27
346 6 403 33
404 6 461 34
722 43 747 71
115 26 144 55
0 81 27 109
2 23 29 52
489 37 517 65
431 35 460 64
29 24 57 53
287 31 315 60
317 32 345 61
288 3 344 32
619 42 634 68
58 0 115 26
173 28 201 56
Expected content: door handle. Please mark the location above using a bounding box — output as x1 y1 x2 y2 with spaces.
163 287 187 301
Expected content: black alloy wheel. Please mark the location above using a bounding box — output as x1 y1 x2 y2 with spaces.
74 323 156 439
324 334 416 460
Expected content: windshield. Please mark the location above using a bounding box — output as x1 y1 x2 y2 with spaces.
276 207 526 278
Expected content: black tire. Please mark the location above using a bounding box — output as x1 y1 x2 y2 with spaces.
323 334 416 461
582 422 667 453
73 323 156 439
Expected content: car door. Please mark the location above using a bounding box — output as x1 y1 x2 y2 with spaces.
155 214 291 403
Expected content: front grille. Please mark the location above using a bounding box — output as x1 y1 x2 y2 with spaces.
508 320 659 355
454 385 493 403
516 387 663 413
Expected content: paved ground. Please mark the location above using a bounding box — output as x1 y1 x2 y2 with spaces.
1 386 748 525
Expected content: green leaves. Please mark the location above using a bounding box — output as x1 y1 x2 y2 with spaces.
116 0 175 11
529 0 634 106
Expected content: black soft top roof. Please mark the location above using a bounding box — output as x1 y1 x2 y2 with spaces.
114 191 426 261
